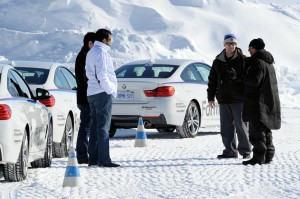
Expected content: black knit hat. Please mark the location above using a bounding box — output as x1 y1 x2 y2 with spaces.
249 38 265 50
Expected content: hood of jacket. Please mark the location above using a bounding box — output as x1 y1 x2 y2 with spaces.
94 40 110 52
252 49 274 64
216 47 243 62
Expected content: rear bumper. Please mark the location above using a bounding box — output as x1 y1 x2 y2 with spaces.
111 114 167 128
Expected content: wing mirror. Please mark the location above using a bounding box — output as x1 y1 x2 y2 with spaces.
35 88 51 100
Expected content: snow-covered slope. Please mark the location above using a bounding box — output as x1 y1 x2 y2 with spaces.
0 0 300 105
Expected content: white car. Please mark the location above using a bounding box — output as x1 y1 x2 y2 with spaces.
111 59 219 138
0 64 53 182
12 61 79 158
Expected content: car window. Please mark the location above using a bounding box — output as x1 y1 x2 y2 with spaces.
60 67 77 90
8 69 32 98
54 68 71 89
193 63 211 82
181 64 204 82
15 67 50 84
115 64 179 78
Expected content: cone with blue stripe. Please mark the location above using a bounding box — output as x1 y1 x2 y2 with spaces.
134 117 147 147
62 146 81 187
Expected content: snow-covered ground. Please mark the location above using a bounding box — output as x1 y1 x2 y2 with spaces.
0 107 299 199
1 0 300 198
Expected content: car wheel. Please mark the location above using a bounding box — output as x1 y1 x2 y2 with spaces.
176 101 200 138
31 121 53 168
156 127 176 133
3 129 29 182
53 114 73 158
109 126 117 138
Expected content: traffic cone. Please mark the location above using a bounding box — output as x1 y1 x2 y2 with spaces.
62 146 81 187
134 117 147 147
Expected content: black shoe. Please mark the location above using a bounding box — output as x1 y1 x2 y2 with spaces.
77 158 89 164
242 158 265 165
88 162 98 166
102 163 120 167
265 159 272 164
217 154 238 159
242 154 251 159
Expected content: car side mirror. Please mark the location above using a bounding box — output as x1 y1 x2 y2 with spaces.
35 88 51 100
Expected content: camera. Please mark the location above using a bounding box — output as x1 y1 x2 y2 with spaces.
227 68 237 80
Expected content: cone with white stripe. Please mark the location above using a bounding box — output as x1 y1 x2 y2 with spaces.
62 146 81 187
134 117 147 147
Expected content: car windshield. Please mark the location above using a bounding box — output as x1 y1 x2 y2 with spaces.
15 67 50 84
115 64 179 78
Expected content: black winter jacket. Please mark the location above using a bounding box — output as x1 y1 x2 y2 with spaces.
75 46 89 104
207 48 245 104
242 49 281 129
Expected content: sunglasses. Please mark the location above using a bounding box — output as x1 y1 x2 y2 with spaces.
225 42 237 46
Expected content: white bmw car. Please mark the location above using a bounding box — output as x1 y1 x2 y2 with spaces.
12 61 79 158
0 64 53 182
111 59 219 138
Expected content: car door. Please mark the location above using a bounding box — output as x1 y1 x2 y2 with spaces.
52 67 73 134
8 69 48 153
59 67 79 132
193 63 219 125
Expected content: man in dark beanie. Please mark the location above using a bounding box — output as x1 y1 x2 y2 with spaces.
241 38 281 165
249 38 265 50
75 32 95 164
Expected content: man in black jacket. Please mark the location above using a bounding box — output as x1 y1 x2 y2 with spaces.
75 32 95 164
207 34 251 159
242 38 281 165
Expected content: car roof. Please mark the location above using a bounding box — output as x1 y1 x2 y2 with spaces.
10 61 61 69
123 59 203 66
0 64 14 72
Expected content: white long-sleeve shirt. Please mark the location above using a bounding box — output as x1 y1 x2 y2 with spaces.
85 41 117 98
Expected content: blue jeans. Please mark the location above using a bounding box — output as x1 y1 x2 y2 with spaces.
87 92 112 165
76 104 91 160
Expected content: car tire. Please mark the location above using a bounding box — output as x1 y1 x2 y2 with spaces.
53 114 73 158
176 101 200 138
3 129 29 182
109 126 117 138
31 121 53 168
156 127 176 133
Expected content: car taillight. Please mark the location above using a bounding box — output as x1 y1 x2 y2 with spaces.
39 95 55 107
144 86 175 97
0 104 12 120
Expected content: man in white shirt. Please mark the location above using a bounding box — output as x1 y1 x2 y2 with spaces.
85 28 119 167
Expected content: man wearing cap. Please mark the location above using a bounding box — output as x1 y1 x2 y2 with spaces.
241 38 281 165
207 34 252 159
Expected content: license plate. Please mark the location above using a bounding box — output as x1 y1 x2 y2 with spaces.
116 92 134 101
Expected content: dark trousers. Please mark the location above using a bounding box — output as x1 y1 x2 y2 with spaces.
220 103 251 156
249 121 275 162
87 92 112 165
76 104 90 160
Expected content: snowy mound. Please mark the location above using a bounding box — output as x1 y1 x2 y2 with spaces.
0 0 299 106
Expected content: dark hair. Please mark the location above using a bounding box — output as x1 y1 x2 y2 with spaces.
249 38 265 50
95 28 112 42
83 32 96 46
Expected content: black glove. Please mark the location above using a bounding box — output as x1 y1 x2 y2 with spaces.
227 68 237 80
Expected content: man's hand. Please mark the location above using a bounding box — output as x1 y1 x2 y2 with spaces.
208 101 215 108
